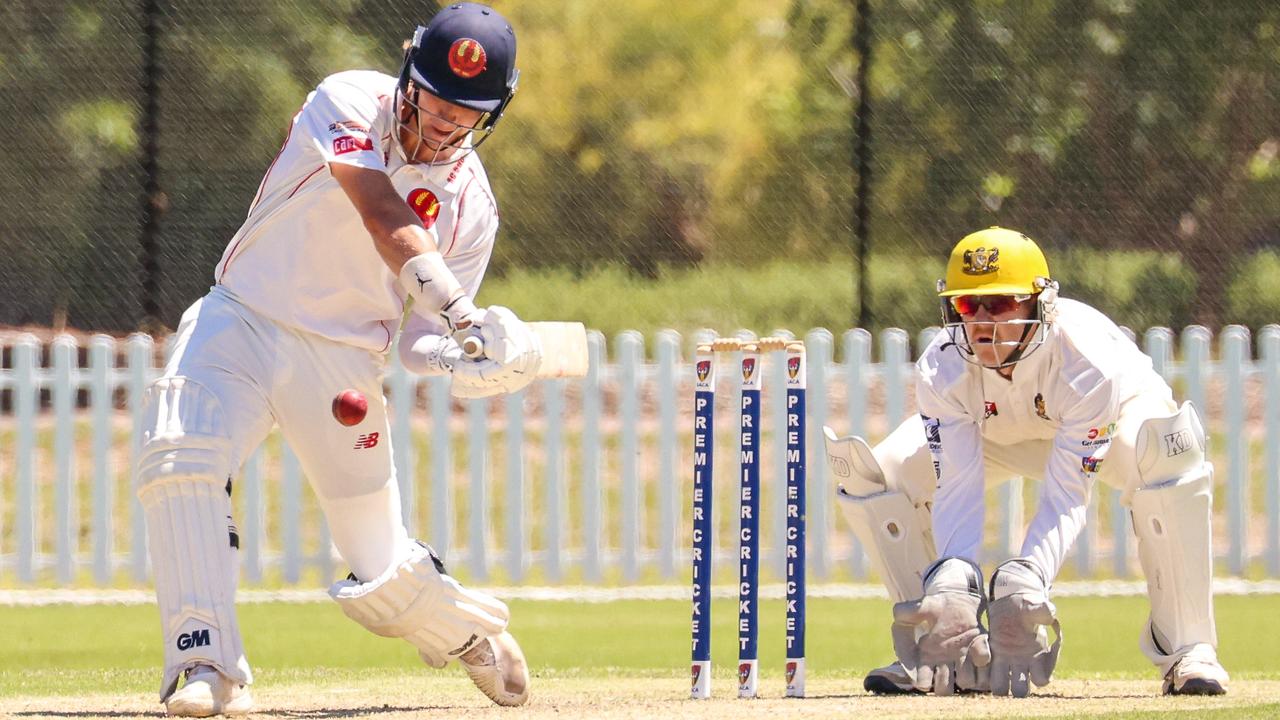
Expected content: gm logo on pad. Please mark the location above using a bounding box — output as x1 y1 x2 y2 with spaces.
176 629 210 651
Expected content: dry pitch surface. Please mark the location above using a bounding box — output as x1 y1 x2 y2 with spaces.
3 678 1278 719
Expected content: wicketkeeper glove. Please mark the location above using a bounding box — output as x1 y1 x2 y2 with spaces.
988 557 1062 697
892 557 992 694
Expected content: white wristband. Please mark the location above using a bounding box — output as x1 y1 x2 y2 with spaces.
398 252 464 315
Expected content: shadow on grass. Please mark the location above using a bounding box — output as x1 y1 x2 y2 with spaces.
13 707 451 719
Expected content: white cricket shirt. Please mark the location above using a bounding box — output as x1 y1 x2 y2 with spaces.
916 298 1173 579
215 70 499 352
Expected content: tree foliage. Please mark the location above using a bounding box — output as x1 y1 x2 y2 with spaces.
0 0 1276 330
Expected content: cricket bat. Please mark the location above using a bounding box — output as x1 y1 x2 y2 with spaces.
459 321 590 378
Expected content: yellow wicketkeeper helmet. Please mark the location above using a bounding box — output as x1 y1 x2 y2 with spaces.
937 226 1053 297
937 227 1059 368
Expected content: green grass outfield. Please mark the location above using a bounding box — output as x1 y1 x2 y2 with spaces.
3 593 1279 718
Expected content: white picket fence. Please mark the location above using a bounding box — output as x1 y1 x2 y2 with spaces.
2 325 1279 587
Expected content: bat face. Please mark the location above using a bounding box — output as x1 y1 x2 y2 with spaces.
524 322 589 378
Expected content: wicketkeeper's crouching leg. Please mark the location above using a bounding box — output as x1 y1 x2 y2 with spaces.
136 377 254 717
329 541 530 706
1129 403 1228 695
827 424 991 695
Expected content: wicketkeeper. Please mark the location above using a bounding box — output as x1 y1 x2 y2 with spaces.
135 4 537 716
827 227 1229 697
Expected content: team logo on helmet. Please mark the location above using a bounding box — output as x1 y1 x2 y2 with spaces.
786 661 798 685
787 355 801 379
962 246 1000 275
696 360 711 383
742 357 756 382
447 38 488 79
739 663 752 686
405 188 441 228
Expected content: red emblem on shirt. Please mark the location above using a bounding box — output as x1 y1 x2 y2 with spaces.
332 135 373 155
406 188 441 228
448 38 488 79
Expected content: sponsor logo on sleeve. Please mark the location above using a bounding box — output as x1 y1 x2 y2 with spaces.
922 415 942 447
328 120 370 135
353 432 380 450
984 401 998 419
333 135 374 155
1082 422 1117 447
922 414 943 480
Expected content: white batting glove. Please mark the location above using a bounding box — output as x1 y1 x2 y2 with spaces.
892 557 992 695
441 295 485 333
449 306 542 399
988 558 1062 697
401 334 464 376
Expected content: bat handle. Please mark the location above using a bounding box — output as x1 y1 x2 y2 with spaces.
460 334 485 359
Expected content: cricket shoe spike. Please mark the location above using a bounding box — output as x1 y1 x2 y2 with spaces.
863 660 924 695
165 665 253 717
1163 645 1228 696
459 631 531 706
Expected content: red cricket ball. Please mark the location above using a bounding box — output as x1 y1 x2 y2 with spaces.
331 389 368 427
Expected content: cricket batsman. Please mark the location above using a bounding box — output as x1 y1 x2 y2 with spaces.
826 227 1230 697
136 4 536 715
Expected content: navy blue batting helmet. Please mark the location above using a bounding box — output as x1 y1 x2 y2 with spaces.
399 3 519 130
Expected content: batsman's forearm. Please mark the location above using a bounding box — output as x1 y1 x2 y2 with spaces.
367 216 440 271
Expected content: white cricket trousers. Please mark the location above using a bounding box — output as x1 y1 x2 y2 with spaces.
161 286 409 581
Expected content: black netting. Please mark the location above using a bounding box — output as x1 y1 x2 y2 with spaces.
1 1 1277 334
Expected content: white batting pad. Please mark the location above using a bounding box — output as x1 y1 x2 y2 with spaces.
1131 402 1218 674
136 377 251 700
829 428 937 602
329 542 509 668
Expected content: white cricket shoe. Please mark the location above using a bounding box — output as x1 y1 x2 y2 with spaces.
863 660 922 695
165 665 253 717
459 631 530 706
1164 645 1229 696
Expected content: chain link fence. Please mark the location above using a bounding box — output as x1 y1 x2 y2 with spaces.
1 1 1278 334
